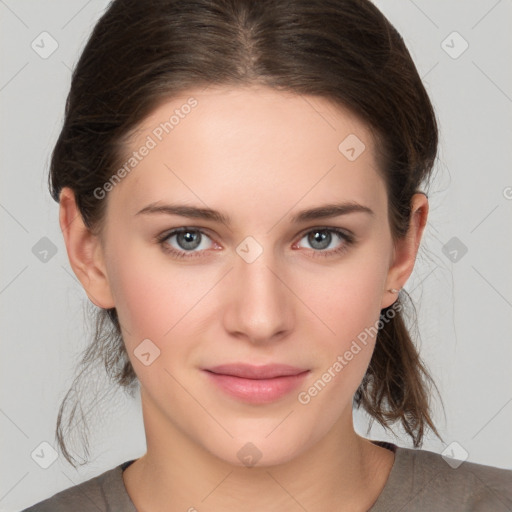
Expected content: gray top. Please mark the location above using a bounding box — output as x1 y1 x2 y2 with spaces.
21 442 512 511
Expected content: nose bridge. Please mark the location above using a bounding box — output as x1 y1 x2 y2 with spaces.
224 238 294 342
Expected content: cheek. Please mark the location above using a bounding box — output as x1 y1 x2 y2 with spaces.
106 251 218 398
105 242 212 347
294 242 390 402
303 248 389 347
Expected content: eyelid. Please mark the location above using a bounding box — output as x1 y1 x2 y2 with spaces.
156 225 215 240
295 225 354 241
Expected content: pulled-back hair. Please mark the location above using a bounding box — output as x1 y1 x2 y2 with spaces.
50 0 443 467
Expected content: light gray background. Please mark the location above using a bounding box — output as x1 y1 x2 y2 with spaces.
1 1 511 510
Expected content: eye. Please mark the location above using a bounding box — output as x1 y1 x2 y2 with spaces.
157 228 216 258
156 226 355 260
294 227 354 257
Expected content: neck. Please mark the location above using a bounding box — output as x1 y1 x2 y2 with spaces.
123 391 394 512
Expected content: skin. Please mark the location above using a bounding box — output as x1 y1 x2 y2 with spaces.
59 85 428 511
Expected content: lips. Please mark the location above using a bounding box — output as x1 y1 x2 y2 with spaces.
202 363 310 404
205 363 308 379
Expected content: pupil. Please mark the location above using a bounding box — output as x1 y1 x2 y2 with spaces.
309 230 331 250
178 231 200 250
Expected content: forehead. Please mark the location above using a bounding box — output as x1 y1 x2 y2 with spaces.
108 85 387 223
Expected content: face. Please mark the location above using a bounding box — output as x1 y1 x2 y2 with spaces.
84 85 404 467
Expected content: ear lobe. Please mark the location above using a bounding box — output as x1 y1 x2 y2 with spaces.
59 187 115 309
381 193 429 309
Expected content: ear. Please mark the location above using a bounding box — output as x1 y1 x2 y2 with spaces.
381 193 429 309
59 187 115 309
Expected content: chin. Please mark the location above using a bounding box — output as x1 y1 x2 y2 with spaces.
202 427 318 469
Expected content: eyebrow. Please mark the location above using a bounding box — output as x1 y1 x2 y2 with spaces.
135 201 374 224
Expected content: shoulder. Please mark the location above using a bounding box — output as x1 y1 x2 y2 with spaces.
20 461 136 512
373 446 512 511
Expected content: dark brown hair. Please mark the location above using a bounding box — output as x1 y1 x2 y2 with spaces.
50 0 443 467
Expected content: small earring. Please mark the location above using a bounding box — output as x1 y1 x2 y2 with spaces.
388 288 401 294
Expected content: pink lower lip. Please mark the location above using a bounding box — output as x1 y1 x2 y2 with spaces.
203 370 310 404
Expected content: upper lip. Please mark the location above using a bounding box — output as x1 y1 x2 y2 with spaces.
204 364 309 379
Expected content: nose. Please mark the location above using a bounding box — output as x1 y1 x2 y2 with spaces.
222 248 295 345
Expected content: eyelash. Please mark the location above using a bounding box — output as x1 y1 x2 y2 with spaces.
155 226 356 260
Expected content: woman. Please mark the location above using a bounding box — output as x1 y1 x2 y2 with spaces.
22 0 512 510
